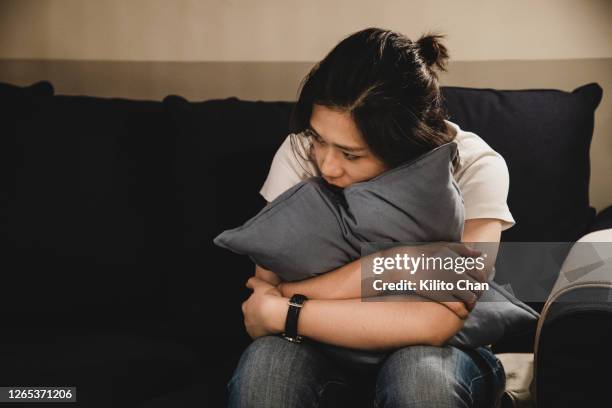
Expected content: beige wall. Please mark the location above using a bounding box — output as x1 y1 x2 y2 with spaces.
0 0 610 212
1 0 611 61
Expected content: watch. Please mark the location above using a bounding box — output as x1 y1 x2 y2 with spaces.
282 294 308 343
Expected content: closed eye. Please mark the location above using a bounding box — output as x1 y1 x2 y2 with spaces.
306 127 362 161
306 129 327 145
342 151 360 161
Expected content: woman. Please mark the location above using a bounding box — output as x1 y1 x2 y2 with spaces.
228 28 514 407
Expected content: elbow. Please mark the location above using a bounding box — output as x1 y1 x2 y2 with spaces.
428 333 451 347
426 315 465 347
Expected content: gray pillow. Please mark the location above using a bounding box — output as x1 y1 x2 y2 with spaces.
214 142 538 364
215 143 464 278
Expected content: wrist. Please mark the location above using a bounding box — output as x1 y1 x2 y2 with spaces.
278 281 296 298
264 295 288 334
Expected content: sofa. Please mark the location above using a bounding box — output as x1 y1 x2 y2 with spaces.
1 79 609 407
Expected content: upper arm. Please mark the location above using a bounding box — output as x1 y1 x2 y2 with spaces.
457 145 510 278
462 218 502 243
457 149 515 232
461 218 503 286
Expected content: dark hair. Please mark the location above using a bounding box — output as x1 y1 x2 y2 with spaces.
290 27 455 173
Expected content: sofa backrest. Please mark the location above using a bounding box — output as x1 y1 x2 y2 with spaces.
442 84 602 242
2 82 178 325
1 81 603 330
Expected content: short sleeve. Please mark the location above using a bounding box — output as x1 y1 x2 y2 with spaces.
259 135 316 203
456 151 516 231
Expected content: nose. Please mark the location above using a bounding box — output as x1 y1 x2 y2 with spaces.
319 149 344 180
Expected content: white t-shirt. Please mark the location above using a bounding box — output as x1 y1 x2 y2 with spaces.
260 120 515 231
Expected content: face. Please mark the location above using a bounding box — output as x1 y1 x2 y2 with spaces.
307 104 389 188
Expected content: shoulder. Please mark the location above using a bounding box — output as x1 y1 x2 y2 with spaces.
448 120 508 179
275 134 318 179
259 134 317 203
446 120 515 230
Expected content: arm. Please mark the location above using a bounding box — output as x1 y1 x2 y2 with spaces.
278 255 362 299
280 218 502 298
278 219 503 318
461 218 502 277
277 249 474 319
295 297 463 349
262 286 463 350
245 241 472 348
254 220 501 350
244 220 503 348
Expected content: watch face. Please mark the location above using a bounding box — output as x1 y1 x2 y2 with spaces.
291 294 308 304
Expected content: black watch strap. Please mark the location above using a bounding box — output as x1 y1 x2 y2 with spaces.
282 294 308 343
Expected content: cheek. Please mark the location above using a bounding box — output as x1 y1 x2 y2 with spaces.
311 144 324 167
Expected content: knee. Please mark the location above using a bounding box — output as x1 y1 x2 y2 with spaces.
227 337 288 406
227 336 324 408
375 346 471 408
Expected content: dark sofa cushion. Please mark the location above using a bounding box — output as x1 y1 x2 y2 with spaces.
1 81 55 210
442 83 603 242
3 92 178 322
0 80 54 100
163 95 294 322
163 95 294 247
590 205 612 233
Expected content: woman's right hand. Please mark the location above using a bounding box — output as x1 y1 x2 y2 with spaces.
242 277 286 339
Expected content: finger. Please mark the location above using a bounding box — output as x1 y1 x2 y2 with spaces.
443 301 468 319
246 276 263 289
450 286 479 305
466 268 487 284
450 243 481 258
448 243 481 258
466 298 477 312
441 301 469 320
451 272 485 299
465 280 485 300
249 277 267 291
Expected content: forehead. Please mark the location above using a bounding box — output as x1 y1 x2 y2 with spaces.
309 104 367 149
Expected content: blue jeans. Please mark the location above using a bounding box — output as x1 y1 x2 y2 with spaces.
227 336 505 408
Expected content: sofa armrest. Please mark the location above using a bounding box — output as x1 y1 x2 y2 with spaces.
589 205 612 233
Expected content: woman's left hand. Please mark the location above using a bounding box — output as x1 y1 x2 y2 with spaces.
242 277 287 339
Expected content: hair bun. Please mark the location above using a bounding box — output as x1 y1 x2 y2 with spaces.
416 33 449 72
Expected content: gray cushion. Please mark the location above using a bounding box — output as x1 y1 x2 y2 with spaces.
215 143 464 276
214 142 538 364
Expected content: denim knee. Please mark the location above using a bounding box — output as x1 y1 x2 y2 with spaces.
374 345 490 408
227 336 348 408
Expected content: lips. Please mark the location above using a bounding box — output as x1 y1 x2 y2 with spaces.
323 177 344 189
323 177 336 185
